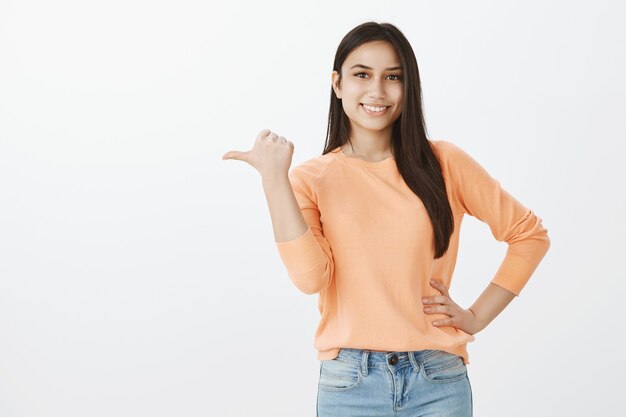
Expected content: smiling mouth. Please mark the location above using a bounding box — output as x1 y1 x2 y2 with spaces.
361 103 390 114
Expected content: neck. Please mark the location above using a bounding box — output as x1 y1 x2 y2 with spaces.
342 125 393 160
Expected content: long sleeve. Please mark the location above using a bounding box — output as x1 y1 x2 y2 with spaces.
268 144 535 363
441 141 551 296
274 164 335 295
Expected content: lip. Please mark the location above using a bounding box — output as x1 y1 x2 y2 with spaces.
361 103 390 107
361 103 390 115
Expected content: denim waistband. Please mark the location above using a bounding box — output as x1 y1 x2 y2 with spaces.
332 347 459 376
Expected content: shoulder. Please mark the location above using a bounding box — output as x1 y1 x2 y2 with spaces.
288 151 337 189
429 139 464 160
429 139 479 170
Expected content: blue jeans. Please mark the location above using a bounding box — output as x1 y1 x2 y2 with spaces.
316 348 473 417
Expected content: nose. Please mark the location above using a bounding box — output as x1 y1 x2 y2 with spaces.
367 76 386 100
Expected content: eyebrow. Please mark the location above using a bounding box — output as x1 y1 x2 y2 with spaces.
350 64 403 71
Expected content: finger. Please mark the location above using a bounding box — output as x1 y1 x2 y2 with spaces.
430 279 446 291
222 150 248 161
433 315 458 326
430 281 459 310
427 296 453 308
423 295 446 305
258 128 271 138
430 279 450 297
424 305 451 314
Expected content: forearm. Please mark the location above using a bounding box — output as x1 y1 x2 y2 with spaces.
468 282 516 331
262 174 309 242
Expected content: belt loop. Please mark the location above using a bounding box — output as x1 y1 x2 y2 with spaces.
361 350 369 377
408 351 420 372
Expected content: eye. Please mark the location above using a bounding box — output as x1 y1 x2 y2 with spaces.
353 72 402 81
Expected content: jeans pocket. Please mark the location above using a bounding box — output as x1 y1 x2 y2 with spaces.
420 350 467 384
318 358 362 392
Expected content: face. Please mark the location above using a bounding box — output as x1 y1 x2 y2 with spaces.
332 40 404 135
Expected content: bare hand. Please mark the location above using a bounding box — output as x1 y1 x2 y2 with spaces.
222 128 294 180
422 279 484 335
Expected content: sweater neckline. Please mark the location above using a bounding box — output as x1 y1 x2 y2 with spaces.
331 146 396 169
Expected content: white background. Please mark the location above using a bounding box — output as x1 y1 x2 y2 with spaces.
1 0 624 416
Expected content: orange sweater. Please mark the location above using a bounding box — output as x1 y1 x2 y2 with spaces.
274 140 550 364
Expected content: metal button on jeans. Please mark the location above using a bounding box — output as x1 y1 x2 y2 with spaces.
388 354 398 365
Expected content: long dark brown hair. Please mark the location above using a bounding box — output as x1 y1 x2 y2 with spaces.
322 21 454 259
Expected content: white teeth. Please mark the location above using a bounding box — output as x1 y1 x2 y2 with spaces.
363 104 388 112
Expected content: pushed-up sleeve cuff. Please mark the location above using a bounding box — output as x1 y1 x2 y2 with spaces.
275 226 332 294
489 210 551 296
490 231 551 296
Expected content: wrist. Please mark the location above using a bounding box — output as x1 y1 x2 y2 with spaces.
467 308 487 333
262 173 289 187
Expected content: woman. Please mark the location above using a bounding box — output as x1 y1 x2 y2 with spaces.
222 21 550 417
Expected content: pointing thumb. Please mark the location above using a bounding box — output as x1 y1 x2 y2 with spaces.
222 151 241 160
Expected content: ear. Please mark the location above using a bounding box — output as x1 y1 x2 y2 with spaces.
331 70 342 99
